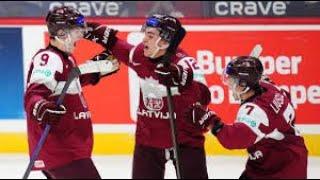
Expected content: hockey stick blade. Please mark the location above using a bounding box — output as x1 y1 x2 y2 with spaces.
249 44 263 58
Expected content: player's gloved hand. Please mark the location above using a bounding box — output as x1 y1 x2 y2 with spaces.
84 22 118 49
91 50 120 77
32 100 66 125
185 102 224 134
155 63 184 87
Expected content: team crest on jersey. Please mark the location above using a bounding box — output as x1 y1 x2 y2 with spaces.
144 96 164 111
270 93 285 114
140 77 180 111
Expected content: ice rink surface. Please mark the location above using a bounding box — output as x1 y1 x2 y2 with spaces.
0 154 319 179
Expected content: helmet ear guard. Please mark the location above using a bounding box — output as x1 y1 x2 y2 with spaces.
159 41 169 50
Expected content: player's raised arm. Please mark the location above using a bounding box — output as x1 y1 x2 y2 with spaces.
84 22 133 66
78 50 120 86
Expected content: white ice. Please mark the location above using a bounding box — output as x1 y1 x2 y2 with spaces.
0 154 319 179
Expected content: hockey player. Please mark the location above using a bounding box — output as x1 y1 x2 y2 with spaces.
84 15 211 178
185 56 308 179
24 6 119 179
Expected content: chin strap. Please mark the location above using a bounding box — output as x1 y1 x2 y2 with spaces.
54 33 73 53
232 82 251 101
150 37 169 58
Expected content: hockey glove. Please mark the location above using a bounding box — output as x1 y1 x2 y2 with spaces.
33 100 66 125
91 50 120 77
185 102 224 134
84 22 118 49
155 63 185 87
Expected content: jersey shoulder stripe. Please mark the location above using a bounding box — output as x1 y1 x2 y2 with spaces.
28 50 64 91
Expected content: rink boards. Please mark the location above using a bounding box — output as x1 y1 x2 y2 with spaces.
0 122 319 156
0 18 319 155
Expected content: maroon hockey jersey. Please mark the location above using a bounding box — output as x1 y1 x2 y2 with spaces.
110 40 210 148
216 81 308 178
24 45 98 170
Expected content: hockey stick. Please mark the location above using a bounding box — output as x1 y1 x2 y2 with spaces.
22 58 117 178
249 44 263 58
161 27 186 179
23 67 81 179
249 44 272 84
165 83 182 179
161 44 262 179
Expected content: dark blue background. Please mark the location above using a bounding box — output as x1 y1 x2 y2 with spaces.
0 28 24 119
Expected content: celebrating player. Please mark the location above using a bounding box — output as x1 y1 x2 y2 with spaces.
186 56 308 179
84 14 211 179
24 6 119 179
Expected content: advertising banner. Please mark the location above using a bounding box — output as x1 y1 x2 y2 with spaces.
0 20 319 127
70 28 320 125
0 19 319 156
